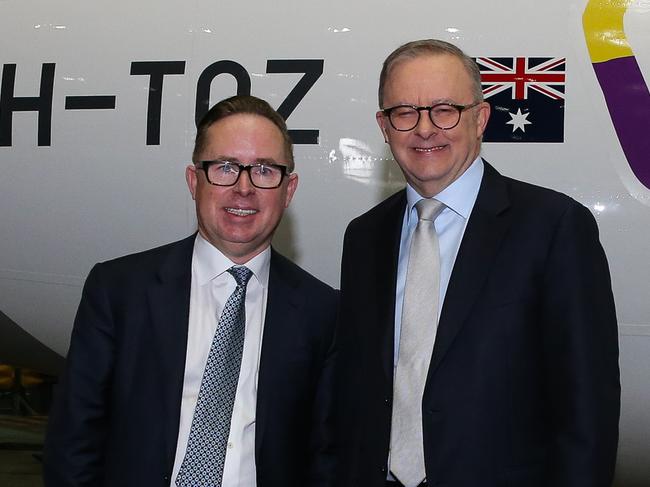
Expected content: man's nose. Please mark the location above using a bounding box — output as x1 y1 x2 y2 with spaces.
234 168 255 194
414 109 439 137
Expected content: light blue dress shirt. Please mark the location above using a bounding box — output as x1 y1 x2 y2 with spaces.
393 157 484 362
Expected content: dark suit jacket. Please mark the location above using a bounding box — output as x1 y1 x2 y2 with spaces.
43 235 338 487
337 162 620 487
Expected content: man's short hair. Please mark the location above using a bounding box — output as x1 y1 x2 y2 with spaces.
378 39 484 108
193 95 294 172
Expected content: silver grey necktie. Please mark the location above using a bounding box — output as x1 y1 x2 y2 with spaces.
390 198 445 487
175 266 253 487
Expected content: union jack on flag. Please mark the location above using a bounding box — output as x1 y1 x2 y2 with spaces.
475 57 566 142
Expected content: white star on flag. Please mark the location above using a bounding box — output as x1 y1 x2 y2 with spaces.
506 109 532 133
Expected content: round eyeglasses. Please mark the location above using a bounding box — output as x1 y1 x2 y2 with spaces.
381 101 481 131
197 160 290 189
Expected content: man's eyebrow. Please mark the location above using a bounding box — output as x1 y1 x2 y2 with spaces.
210 157 280 165
201 155 239 163
429 98 458 105
391 98 458 106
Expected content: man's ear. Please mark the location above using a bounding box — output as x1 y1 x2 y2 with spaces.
284 173 299 208
376 111 390 143
185 164 198 200
475 101 491 138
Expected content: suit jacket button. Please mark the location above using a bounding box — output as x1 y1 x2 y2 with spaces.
384 397 391 407
380 466 387 474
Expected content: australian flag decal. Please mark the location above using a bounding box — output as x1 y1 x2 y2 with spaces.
476 57 566 142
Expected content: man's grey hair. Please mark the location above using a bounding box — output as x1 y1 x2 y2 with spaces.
378 39 484 108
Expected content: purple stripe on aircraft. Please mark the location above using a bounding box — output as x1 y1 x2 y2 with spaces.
593 56 650 189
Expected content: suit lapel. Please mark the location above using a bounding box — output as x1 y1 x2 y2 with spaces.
373 192 407 384
255 249 301 458
147 235 194 463
428 162 512 376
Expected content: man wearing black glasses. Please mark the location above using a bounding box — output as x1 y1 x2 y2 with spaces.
44 95 338 487
338 39 619 487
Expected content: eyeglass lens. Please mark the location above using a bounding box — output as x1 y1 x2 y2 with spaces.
207 162 284 188
389 104 462 131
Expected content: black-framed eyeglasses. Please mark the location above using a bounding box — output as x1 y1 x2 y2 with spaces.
196 160 290 189
381 101 481 131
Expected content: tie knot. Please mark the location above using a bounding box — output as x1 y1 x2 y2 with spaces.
415 198 445 221
228 266 253 287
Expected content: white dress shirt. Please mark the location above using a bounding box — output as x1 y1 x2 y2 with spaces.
171 234 270 487
393 157 484 362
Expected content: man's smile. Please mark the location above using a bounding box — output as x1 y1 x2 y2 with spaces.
225 207 258 216
413 145 446 153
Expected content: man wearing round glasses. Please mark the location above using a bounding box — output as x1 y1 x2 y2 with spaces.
45 95 338 487
375 45 490 200
338 40 619 487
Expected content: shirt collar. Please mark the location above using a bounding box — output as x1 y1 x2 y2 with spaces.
192 233 271 287
405 156 484 223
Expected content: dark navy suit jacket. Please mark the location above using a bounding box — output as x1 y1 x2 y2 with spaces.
337 162 620 487
44 235 338 487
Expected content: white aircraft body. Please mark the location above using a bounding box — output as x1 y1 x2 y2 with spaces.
1 0 649 483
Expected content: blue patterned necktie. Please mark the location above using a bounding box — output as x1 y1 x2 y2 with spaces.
176 266 253 487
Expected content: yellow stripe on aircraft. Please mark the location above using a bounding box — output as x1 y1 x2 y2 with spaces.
583 0 634 63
